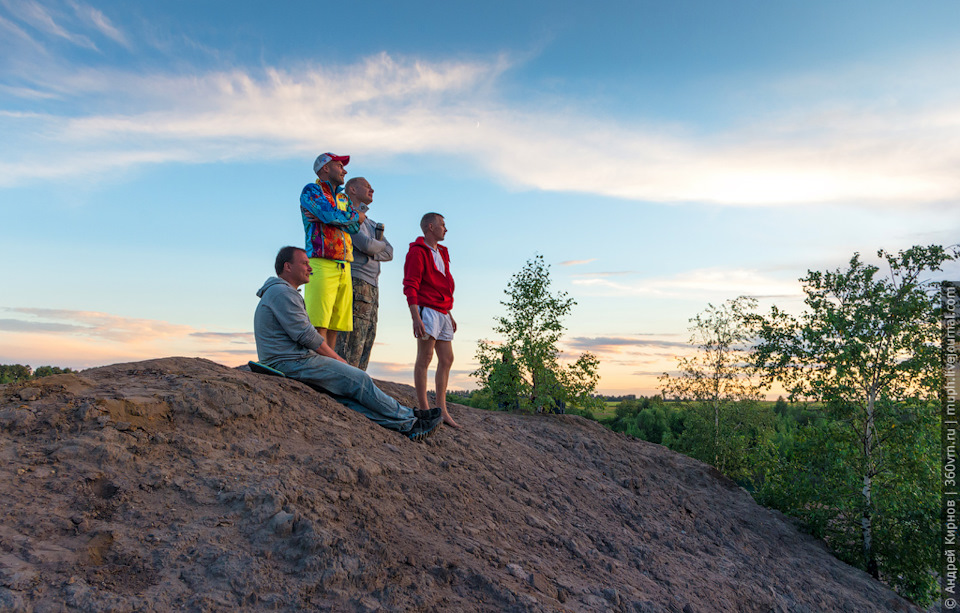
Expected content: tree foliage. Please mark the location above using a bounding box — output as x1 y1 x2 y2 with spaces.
659 297 766 478
605 396 686 445
748 245 955 605
0 364 74 384
473 255 602 413
0 364 33 384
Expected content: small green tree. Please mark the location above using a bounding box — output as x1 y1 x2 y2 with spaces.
772 396 789 416
659 297 767 479
473 255 602 413
33 365 74 378
0 364 33 384
486 348 522 411
749 245 954 605
0 364 75 384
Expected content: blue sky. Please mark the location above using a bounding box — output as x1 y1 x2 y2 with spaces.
1 0 957 394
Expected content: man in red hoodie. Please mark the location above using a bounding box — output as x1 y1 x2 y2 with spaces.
403 213 459 428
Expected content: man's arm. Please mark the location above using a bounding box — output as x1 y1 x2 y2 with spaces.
402 247 425 304
271 289 326 351
408 304 425 338
346 206 366 233
300 184 360 229
352 221 394 261
315 339 348 363
272 288 348 362
403 248 425 337
411 308 453 336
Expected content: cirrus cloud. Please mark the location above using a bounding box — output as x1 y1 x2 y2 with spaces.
2 46 958 207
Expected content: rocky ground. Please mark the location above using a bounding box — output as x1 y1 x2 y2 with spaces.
0 357 920 612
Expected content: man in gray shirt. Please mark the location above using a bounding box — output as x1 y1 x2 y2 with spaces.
335 177 393 370
254 246 440 441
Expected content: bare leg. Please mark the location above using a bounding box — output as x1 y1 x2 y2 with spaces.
434 340 459 428
414 337 436 413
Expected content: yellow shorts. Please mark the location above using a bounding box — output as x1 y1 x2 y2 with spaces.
303 258 353 331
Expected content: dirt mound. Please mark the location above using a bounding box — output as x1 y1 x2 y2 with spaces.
0 357 918 612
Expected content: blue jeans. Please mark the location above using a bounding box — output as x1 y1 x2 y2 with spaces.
272 355 416 433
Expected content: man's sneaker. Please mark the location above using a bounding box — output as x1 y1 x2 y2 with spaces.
407 414 442 442
248 361 286 377
414 407 441 421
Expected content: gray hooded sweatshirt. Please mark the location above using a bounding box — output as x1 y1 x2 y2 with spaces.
254 277 325 366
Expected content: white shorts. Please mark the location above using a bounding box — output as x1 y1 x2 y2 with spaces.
419 306 454 341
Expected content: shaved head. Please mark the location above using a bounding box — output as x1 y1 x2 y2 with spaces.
420 212 443 233
346 177 373 206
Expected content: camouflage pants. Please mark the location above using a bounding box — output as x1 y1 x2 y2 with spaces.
335 278 379 371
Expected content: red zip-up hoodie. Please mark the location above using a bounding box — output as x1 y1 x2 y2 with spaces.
402 237 454 313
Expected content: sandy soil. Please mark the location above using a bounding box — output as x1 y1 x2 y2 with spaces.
0 357 919 612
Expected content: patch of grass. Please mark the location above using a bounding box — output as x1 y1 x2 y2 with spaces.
593 401 619 420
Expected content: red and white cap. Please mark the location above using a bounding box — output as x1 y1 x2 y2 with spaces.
313 152 350 175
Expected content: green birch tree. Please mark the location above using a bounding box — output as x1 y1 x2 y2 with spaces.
473 255 601 413
659 297 768 480
749 245 954 605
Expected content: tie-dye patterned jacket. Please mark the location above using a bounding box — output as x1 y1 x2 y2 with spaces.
300 180 361 262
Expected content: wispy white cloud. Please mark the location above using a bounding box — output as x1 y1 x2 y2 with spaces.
366 362 413 376
559 259 597 266
5 307 194 341
566 336 692 354
1 0 96 49
367 360 474 389
0 319 83 333
572 267 803 299
559 335 699 395
1 307 254 347
632 370 673 378
1 49 958 206
0 307 259 369
189 331 255 343
0 85 60 99
0 12 43 48
67 0 128 47
570 271 637 278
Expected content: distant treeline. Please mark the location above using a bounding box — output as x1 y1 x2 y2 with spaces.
449 390 636 403
598 394 636 402
0 364 75 384
449 391 703 404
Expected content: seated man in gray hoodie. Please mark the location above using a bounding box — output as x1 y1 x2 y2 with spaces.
254 246 441 441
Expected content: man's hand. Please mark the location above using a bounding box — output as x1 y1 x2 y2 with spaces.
412 314 425 339
316 341 348 363
409 304 425 338
450 313 457 333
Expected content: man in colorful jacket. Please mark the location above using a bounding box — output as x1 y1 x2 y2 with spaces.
403 212 459 428
301 152 363 351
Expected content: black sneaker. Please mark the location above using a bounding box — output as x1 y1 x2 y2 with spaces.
407 414 442 442
414 407 441 421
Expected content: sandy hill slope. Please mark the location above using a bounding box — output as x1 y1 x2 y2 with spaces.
0 357 918 612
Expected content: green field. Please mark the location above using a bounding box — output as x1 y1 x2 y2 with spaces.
594 399 817 422
593 401 620 420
